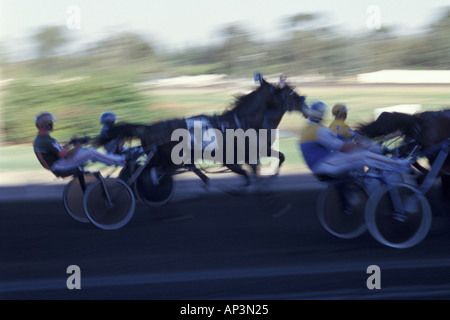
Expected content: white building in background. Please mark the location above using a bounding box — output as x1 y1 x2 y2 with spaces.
357 70 450 84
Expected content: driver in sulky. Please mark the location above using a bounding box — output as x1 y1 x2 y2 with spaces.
33 112 125 177
298 101 410 179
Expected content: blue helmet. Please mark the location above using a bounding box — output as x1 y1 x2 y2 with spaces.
309 101 327 122
100 112 118 125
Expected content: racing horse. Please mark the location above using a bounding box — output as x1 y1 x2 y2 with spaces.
356 109 450 202
257 76 308 175
95 76 309 186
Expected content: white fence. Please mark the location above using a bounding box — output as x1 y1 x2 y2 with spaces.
357 70 450 84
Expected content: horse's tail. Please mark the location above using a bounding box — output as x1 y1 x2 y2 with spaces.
92 122 149 147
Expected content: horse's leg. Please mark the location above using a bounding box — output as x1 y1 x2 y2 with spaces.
190 165 210 185
276 150 285 174
262 148 284 176
226 164 251 186
249 163 258 177
221 135 252 186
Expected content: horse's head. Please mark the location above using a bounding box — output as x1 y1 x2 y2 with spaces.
276 82 309 118
259 77 309 118
414 110 450 148
222 75 308 130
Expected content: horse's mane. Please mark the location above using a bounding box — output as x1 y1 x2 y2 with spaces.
222 85 265 117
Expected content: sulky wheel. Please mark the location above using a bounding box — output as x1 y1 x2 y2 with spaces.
317 180 368 239
63 173 97 223
365 183 432 249
83 178 135 230
134 165 175 207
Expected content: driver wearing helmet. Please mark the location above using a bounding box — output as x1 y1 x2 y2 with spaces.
98 111 144 159
328 104 356 141
33 112 125 177
99 111 124 154
299 101 409 179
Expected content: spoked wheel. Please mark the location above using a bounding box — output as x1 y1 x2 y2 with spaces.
83 178 135 230
365 183 432 249
63 173 97 223
134 165 175 207
317 180 368 239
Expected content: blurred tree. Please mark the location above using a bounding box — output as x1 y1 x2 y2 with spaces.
34 26 69 58
95 32 154 61
427 8 450 68
216 24 261 75
288 13 321 30
0 42 7 65
89 31 156 78
281 13 337 74
362 26 401 71
4 9 450 82
32 26 71 73
392 8 450 70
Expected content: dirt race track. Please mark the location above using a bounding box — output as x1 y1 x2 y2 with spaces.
1 172 450 303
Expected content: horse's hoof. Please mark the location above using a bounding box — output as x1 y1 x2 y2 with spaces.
201 181 211 191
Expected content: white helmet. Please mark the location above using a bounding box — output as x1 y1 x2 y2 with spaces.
35 112 57 130
309 101 327 122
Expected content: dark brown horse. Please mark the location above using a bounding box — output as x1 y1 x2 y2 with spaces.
95 77 309 185
356 109 450 203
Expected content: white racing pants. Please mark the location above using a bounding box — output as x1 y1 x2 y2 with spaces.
312 149 410 178
52 147 125 172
